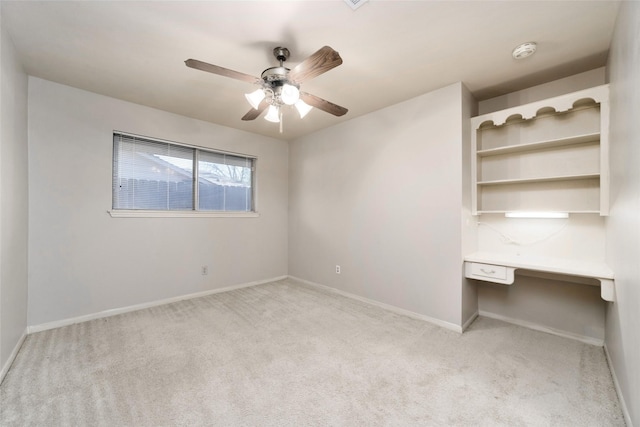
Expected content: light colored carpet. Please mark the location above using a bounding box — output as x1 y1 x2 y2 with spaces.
0 278 624 426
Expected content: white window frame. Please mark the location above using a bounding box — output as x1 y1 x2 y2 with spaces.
109 132 258 218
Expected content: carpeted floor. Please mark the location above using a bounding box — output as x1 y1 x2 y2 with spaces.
0 278 625 426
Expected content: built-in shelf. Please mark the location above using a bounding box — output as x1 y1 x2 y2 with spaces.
464 251 615 302
471 85 610 215
478 173 600 186
476 132 600 157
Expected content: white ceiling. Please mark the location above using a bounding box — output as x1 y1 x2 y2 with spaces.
2 0 620 141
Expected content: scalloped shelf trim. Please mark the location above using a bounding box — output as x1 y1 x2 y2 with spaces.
472 84 609 128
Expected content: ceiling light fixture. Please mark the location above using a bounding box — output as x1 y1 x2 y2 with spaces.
280 83 300 105
264 105 281 123
186 45 348 131
512 42 537 60
295 99 313 118
244 89 265 110
243 47 313 127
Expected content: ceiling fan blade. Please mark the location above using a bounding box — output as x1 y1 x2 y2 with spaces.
288 46 343 84
185 59 260 84
241 100 269 121
300 92 348 117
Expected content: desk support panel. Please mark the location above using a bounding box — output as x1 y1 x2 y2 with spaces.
600 279 615 302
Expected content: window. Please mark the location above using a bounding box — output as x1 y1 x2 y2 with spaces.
112 133 254 213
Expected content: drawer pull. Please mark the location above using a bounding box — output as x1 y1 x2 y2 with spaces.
481 268 496 275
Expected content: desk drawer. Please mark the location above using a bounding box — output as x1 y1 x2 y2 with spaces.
468 262 508 280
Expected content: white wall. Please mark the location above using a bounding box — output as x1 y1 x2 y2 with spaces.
289 82 475 329
605 1 640 424
0 10 29 378
27 78 288 326
479 67 606 114
461 85 478 325
475 71 608 343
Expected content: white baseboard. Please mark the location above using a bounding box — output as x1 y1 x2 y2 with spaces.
478 310 604 347
288 276 464 333
0 328 27 385
604 344 633 427
462 311 479 332
28 275 288 334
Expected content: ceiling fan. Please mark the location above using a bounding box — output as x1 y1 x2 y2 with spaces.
185 46 348 126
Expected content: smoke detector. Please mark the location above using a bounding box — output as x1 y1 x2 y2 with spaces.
512 42 537 60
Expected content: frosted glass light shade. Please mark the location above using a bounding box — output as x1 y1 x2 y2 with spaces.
281 84 300 106
245 89 265 110
295 99 313 118
264 105 280 123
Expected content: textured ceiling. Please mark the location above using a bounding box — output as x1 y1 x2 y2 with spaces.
2 0 620 141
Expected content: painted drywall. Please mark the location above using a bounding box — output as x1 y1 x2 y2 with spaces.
605 1 640 424
289 82 472 329
479 67 606 115
478 274 604 343
460 85 478 326
27 77 288 326
0 12 29 375
474 71 608 343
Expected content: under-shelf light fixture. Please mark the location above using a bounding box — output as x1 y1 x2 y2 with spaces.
505 211 569 219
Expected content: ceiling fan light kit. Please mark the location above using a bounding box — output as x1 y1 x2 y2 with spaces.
280 84 300 106
185 45 347 132
264 105 281 123
295 99 313 118
244 89 265 110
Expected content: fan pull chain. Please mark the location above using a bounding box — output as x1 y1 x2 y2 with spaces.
279 110 283 133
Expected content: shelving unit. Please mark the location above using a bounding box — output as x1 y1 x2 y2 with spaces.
471 85 610 215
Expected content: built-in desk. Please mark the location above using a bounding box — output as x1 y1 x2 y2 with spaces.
464 251 615 302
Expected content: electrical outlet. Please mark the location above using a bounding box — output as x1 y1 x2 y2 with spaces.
336 265 341 274
201 266 208 275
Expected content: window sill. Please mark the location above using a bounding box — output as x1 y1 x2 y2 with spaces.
107 210 259 218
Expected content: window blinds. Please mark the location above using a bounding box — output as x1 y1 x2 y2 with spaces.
113 133 254 212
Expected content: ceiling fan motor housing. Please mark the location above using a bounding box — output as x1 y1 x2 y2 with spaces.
273 47 290 63
262 46 293 88
261 66 289 83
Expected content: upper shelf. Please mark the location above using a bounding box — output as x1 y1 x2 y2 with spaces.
477 173 600 186
476 132 600 157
